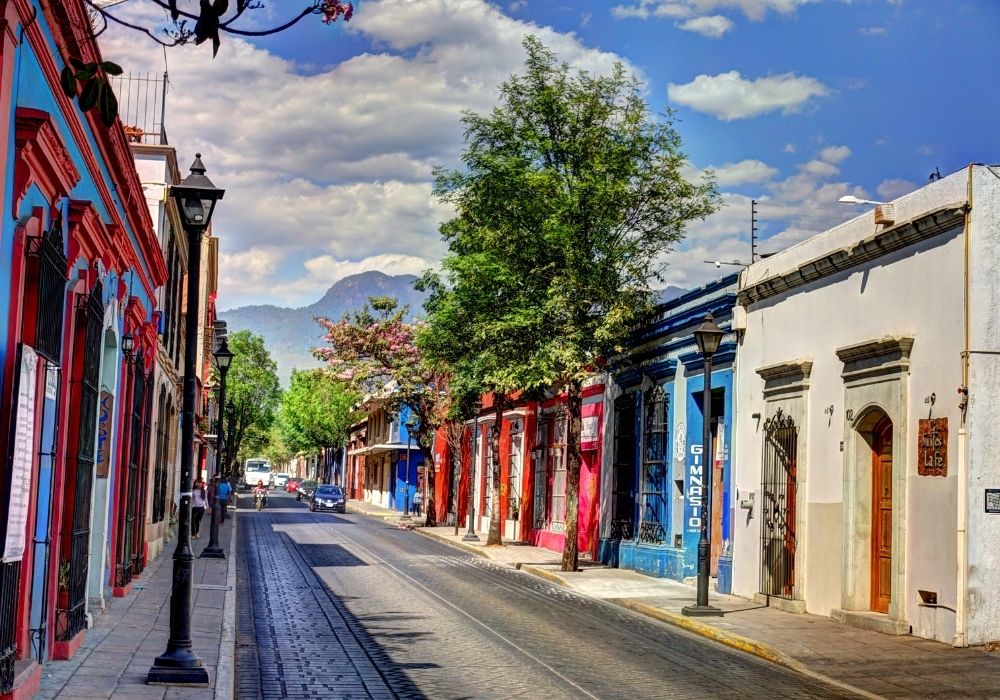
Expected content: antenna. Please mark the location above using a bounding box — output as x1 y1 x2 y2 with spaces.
750 199 758 263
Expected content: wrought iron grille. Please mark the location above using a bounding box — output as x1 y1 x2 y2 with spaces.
611 395 637 541
759 409 798 599
56 284 104 641
638 386 668 545
0 561 21 693
115 355 145 588
29 215 68 362
533 418 549 529
132 373 153 577
151 392 169 523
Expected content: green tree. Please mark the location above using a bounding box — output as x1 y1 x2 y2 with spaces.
314 297 450 525
429 37 717 569
277 368 357 456
225 330 281 474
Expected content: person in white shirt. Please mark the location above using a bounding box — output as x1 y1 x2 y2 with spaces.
192 477 208 538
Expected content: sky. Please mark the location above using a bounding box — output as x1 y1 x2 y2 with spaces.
99 0 1000 311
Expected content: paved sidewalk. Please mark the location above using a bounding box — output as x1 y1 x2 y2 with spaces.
36 511 237 700
346 498 412 526
412 524 1000 700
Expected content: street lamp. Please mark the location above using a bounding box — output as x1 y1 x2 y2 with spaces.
837 195 884 206
463 401 482 542
148 154 224 686
404 413 417 518
683 313 725 618
225 400 235 477
202 338 233 560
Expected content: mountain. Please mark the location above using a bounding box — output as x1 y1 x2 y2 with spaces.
220 271 429 385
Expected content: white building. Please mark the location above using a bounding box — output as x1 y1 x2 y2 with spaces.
731 165 1000 646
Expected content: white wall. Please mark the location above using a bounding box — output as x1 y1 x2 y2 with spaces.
733 170 971 643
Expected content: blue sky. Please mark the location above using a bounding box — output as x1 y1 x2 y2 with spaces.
104 0 999 309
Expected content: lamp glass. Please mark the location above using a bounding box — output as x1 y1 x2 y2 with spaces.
122 333 135 355
214 338 234 371
693 314 724 356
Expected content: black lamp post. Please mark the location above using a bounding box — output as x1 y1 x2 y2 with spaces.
202 338 233 560
683 313 725 617
148 154 224 685
404 413 417 517
463 402 482 542
121 332 135 357
225 400 235 477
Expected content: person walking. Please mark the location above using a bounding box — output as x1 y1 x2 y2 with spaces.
191 477 208 538
217 475 232 522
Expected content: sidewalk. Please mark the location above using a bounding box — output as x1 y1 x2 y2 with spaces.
346 498 413 526
36 511 237 700
413 525 1000 700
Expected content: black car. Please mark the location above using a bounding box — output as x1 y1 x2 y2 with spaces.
295 480 318 501
310 485 346 513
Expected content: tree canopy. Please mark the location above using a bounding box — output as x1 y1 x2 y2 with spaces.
425 36 718 567
224 329 281 471
276 368 357 456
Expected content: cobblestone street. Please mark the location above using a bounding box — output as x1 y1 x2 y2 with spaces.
235 491 856 699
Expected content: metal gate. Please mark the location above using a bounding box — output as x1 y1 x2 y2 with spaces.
759 409 798 599
131 373 152 577
609 396 636 541
637 386 668 544
56 284 103 642
114 354 144 588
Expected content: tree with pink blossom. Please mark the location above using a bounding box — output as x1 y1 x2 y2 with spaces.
314 296 450 526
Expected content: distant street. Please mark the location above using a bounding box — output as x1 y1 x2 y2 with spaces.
235 490 854 699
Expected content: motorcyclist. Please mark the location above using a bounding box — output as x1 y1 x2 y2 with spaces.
253 480 268 509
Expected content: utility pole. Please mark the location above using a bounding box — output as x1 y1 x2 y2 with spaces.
751 199 758 264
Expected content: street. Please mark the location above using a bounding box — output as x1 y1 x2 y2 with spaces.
235 490 855 700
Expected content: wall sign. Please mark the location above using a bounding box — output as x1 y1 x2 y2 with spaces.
987 489 1000 514
917 417 947 477
3 347 39 563
96 390 114 478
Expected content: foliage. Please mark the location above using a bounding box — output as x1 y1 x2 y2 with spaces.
427 37 718 567
277 368 357 455
60 58 122 127
314 296 450 524
224 330 281 472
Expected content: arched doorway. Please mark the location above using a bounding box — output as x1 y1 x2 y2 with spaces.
870 415 893 614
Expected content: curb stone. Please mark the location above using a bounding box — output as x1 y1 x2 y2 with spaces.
412 525 490 558
214 511 237 700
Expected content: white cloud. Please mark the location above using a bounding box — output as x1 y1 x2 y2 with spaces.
101 0 635 308
859 26 888 36
612 0 815 23
877 178 918 201
819 145 851 164
707 159 778 186
783 143 796 153
668 70 828 120
676 15 734 37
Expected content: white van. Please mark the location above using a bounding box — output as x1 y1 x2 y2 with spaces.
242 458 272 489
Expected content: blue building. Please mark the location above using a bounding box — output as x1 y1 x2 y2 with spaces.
599 275 738 593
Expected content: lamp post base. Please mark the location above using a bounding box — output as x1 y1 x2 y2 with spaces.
681 604 724 617
147 649 210 685
462 532 480 542
199 546 225 559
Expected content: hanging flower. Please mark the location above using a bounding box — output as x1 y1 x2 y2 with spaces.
320 0 353 24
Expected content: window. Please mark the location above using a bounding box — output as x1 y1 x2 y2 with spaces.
508 423 523 519
638 385 668 544
549 412 567 529
483 424 495 515
533 418 549 529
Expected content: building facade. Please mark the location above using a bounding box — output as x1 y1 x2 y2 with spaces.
731 166 1000 646
0 1 166 696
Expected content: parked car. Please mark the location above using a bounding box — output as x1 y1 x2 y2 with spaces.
296 480 318 501
309 485 347 513
286 477 302 493
273 472 290 489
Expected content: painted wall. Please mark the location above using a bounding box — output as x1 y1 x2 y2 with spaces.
733 170 971 643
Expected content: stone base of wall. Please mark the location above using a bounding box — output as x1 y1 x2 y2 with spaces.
619 541 687 580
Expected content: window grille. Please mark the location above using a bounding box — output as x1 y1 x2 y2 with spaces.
638 386 668 544
759 409 798 599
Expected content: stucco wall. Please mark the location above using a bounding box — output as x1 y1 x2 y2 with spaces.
966 165 1000 645
733 169 970 643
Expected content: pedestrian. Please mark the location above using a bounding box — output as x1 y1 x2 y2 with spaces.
191 477 208 538
217 475 232 522
412 489 423 517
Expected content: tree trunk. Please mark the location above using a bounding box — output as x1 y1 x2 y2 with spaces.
561 379 583 572
486 395 506 546
418 440 437 527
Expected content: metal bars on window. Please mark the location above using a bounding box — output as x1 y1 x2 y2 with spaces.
610 396 636 541
0 561 21 693
28 215 68 362
56 284 103 642
638 386 668 544
759 409 798 599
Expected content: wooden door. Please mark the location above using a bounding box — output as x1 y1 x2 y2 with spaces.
871 417 893 614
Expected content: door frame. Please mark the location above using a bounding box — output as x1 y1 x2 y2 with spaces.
870 415 893 614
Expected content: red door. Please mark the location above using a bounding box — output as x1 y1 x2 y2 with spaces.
871 417 893 614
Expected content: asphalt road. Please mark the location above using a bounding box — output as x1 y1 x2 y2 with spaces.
235 489 856 700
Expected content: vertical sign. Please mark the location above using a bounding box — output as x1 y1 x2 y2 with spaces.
687 443 703 529
917 417 948 476
96 391 114 478
3 346 39 562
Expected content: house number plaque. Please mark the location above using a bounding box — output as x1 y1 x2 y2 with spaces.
917 417 947 477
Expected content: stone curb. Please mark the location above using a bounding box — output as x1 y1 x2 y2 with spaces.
411 525 490 558
405 527 884 700
214 511 237 700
